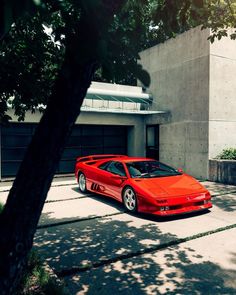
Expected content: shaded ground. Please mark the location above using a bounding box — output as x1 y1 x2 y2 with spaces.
1 179 236 294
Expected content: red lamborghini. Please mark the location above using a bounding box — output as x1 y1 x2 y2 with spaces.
75 155 212 216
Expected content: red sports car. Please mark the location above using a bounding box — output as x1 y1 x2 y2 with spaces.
75 155 212 216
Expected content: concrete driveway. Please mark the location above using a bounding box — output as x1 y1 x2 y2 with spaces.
0 178 236 294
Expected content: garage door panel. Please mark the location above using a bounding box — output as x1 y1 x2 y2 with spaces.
61 148 82 159
2 162 21 177
81 147 104 156
57 160 75 174
1 124 127 177
81 136 103 147
103 147 126 154
2 135 32 147
70 127 82 136
2 148 27 161
2 124 34 135
82 126 103 136
103 136 125 147
103 126 125 135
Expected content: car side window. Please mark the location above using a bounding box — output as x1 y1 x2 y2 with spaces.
98 161 112 170
106 161 126 176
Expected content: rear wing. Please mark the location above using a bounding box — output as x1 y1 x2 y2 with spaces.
76 154 128 163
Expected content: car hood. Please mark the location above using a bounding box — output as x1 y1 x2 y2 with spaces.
133 174 205 197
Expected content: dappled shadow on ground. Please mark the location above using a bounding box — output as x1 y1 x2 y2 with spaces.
202 181 236 196
212 194 236 212
198 181 236 212
34 214 236 295
65 248 236 295
34 182 236 294
35 215 176 272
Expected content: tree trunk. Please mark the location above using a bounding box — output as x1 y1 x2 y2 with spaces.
0 1 126 292
0 43 98 294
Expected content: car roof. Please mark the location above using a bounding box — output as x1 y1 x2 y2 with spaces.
111 157 154 163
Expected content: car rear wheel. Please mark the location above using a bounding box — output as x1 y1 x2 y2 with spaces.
78 172 87 193
122 186 137 212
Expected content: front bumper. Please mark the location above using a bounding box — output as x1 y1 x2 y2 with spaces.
150 202 212 216
138 192 212 216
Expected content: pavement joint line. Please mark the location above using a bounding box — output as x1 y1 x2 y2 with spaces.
0 182 78 193
37 211 125 230
45 195 92 204
55 222 236 278
1 189 234 207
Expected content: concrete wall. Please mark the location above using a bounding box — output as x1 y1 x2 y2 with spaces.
209 159 236 185
209 32 236 158
140 26 211 178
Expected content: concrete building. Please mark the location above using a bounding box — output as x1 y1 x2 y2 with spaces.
140 26 236 179
1 26 235 179
0 82 168 178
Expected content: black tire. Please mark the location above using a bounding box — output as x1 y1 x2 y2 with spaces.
122 186 138 212
78 172 87 193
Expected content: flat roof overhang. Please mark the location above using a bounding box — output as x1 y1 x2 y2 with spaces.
86 88 152 105
80 107 167 116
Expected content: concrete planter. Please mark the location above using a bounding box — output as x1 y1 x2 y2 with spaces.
209 159 236 185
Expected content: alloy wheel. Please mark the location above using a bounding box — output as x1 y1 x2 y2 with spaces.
123 187 137 212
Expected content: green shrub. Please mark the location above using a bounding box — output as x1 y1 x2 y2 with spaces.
216 148 236 160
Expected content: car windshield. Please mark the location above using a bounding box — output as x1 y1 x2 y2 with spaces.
126 161 182 178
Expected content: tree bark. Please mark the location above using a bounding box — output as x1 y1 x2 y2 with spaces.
0 1 126 293
0 42 98 294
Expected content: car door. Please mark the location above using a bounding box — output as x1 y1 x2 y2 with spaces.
106 161 127 200
97 161 127 200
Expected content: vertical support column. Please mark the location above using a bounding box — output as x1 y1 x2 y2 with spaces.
127 120 146 157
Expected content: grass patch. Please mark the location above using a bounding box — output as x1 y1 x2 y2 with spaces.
20 250 69 295
0 202 4 214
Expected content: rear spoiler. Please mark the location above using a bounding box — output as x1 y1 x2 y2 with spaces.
76 154 128 163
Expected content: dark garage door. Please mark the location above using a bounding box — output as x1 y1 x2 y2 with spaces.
1 123 127 177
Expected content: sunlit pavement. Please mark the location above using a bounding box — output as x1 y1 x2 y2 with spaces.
0 178 236 294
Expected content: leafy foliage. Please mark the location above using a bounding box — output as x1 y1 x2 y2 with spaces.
0 11 64 121
0 1 236 293
201 0 236 42
1 0 236 120
216 148 236 160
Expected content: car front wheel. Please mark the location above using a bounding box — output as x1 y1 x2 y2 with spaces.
122 186 137 212
78 172 87 193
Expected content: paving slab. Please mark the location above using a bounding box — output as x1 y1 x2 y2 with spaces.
64 228 236 295
201 181 236 196
0 181 78 204
34 189 236 273
39 195 123 226
1 179 235 294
